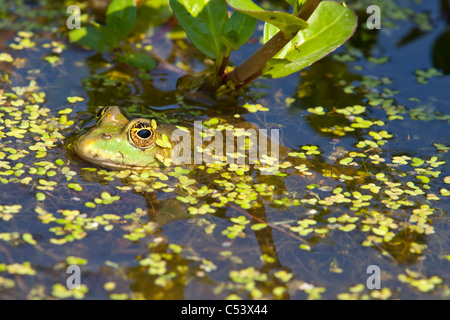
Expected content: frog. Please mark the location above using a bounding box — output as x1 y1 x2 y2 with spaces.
67 105 300 173
66 106 183 170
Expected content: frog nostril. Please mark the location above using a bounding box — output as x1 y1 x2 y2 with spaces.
102 133 112 140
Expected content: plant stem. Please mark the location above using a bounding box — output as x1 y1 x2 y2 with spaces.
223 0 323 87
218 55 229 78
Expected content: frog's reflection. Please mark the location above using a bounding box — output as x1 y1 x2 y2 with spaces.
72 154 300 299
127 192 291 299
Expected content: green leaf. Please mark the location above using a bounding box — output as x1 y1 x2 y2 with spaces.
262 1 357 78
69 0 136 53
156 133 172 149
175 0 208 16
170 0 228 59
22 233 37 245
226 0 308 37
222 11 257 49
106 0 137 40
417 175 430 184
285 0 306 14
434 143 450 152
36 192 46 201
118 52 156 70
69 25 119 53
411 158 425 167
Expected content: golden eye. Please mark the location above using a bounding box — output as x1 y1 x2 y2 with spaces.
127 120 155 148
96 106 111 122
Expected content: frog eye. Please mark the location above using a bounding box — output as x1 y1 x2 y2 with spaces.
96 106 111 122
128 120 155 148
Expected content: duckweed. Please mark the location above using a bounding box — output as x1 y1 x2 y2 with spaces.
52 283 88 299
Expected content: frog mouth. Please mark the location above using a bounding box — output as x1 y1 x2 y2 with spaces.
73 147 158 170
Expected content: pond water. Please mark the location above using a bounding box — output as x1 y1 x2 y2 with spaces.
0 0 449 300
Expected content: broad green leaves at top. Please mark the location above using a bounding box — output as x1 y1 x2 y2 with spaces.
175 0 209 17
262 1 357 78
70 0 357 84
170 0 258 63
226 0 308 38
285 0 307 15
170 0 311 69
69 24 120 54
106 0 137 39
69 0 136 53
170 0 229 59
69 0 156 70
221 11 258 50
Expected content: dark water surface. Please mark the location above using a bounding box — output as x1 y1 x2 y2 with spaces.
0 0 449 299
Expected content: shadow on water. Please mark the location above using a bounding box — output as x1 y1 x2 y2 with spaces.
394 0 450 74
